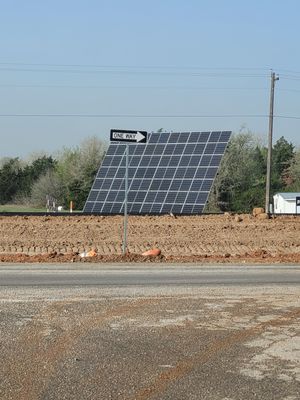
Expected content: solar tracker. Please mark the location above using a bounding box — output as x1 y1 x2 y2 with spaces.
84 131 231 215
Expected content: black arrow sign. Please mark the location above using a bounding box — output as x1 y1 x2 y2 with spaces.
110 129 147 143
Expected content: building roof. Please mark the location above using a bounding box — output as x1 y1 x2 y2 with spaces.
274 192 300 200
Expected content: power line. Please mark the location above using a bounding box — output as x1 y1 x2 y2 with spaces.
0 83 269 90
2 83 300 96
278 88 300 93
280 75 300 81
273 68 300 75
275 115 300 120
0 113 299 119
1 83 300 93
2 62 299 79
0 67 268 78
0 62 271 71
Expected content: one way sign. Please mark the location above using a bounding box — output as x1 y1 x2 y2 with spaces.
110 129 147 143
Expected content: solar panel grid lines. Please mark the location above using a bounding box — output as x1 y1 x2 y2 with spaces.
84 130 231 215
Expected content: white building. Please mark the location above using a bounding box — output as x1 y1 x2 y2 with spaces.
273 192 300 214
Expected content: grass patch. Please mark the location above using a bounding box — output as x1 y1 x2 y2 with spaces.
0 204 82 213
0 204 46 212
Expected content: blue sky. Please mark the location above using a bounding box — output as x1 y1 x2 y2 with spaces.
0 0 300 157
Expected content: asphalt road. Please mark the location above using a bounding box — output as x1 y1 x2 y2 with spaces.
0 264 299 400
0 263 299 286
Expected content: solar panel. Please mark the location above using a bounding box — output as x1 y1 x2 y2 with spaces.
84 131 231 215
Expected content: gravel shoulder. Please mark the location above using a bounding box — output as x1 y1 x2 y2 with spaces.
1 284 299 400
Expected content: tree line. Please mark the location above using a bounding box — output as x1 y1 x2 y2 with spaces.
0 137 107 210
0 132 299 212
206 130 299 212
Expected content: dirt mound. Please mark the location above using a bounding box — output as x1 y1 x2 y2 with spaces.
0 214 300 263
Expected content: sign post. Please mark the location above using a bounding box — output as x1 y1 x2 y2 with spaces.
296 196 300 214
123 144 129 254
110 129 148 255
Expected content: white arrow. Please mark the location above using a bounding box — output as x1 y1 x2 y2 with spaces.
136 131 146 142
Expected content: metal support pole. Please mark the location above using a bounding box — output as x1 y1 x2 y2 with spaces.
265 71 279 214
123 144 129 255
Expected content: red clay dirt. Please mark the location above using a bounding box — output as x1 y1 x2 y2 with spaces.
0 214 300 263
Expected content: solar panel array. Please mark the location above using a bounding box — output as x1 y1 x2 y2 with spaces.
84 131 231 215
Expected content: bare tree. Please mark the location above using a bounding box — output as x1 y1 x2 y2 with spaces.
30 170 65 207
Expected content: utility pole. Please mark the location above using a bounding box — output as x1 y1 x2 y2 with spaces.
265 71 279 214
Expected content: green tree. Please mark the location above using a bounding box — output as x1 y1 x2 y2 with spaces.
206 131 266 212
206 132 296 213
285 148 300 191
20 156 57 197
271 136 294 193
272 137 294 176
0 158 23 204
